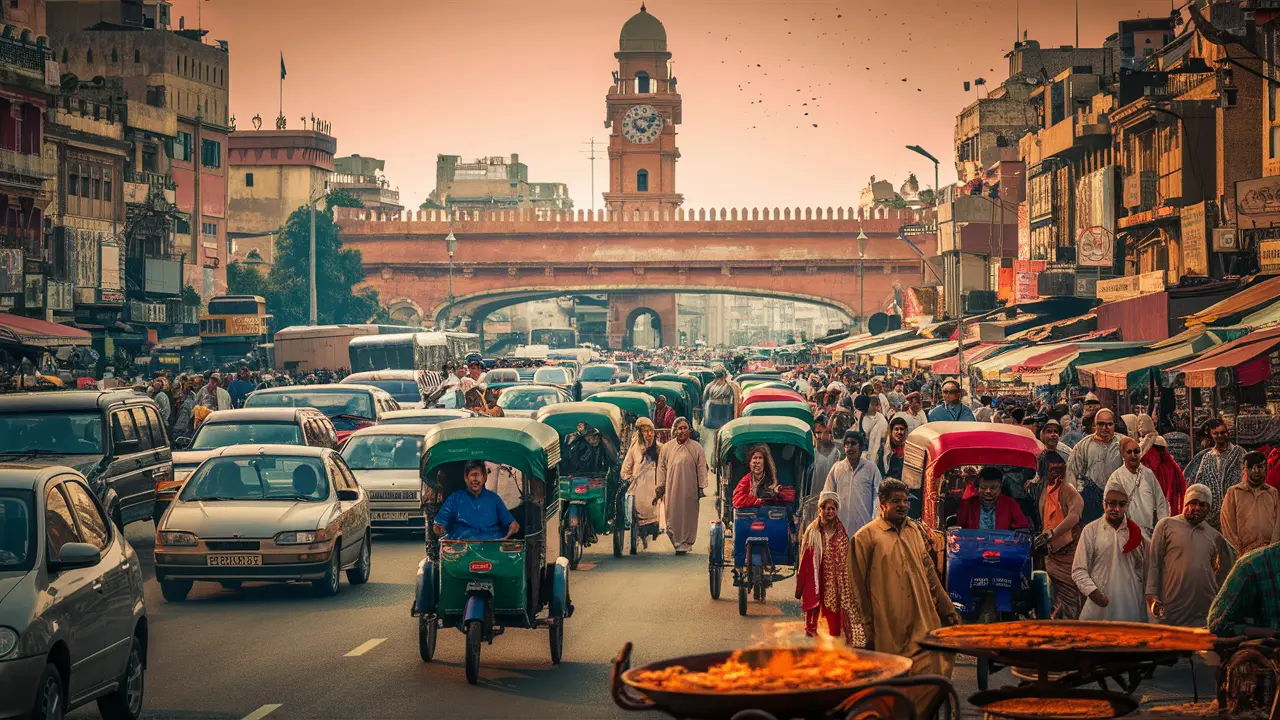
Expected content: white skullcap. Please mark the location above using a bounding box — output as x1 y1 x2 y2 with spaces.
1185 484 1212 505
1103 475 1130 498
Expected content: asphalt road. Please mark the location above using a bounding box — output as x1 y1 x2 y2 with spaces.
69 491 1214 720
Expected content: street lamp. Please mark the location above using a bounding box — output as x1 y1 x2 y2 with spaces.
445 213 458 327
307 185 328 326
856 228 868 333
905 145 941 208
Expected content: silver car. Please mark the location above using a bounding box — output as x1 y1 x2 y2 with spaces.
0 464 147 720
340 425 433 530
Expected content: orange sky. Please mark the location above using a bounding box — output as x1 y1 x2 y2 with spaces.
175 0 1175 212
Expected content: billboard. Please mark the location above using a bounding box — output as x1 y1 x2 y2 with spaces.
1181 201 1210 277
46 280 73 311
71 229 99 289
143 258 182 295
1075 166 1117 268
100 242 123 303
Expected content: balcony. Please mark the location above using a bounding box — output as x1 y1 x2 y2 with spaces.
124 170 177 207
0 148 55 187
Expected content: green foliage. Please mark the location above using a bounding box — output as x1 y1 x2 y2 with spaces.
226 261 269 297
325 189 363 211
799 330 808 343
181 284 201 307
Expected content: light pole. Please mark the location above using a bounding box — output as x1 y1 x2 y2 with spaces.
856 228 868 333
307 185 328 326
445 212 458 328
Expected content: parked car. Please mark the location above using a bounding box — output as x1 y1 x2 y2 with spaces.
533 366 580 400
377 408 480 426
494 384 573 418
0 390 170 529
243 384 400 442
158 408 338 524
340 425 435 530
0 464 147 720
340 370 424 410
153 445 371 600
578 363 621 399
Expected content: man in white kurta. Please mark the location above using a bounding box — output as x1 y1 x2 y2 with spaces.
656 418 707 554
1071 477 1149 622
1105 436 1170 540
823 430 883 540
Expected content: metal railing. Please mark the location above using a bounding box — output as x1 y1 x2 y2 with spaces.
0 35 49 74
0 148 55 178
125 169 176 189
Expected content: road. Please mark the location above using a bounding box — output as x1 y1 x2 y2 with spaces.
71 493 1212 720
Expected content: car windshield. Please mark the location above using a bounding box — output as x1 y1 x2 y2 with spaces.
0 412 103 455
351 380 420 403
246 390 373 419
342 434 424 470
534 368 569 384
497 389 561 411
580 365 616 381
190 422 304 449
179 456 330 502
380 414 460 426
0 491 35 571
482 370 519 383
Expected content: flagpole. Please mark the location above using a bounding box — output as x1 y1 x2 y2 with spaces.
279 53 283 120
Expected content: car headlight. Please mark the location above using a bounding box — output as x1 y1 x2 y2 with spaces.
0 627 19 660
157 531 198 547
274 529 329 545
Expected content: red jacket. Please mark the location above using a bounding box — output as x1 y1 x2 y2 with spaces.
732 475 796 509
1141 445 1187 516
956 494 1030 531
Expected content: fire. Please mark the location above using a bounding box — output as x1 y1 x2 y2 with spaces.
630 646 887 694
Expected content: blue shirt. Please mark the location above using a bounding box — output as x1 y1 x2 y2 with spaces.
927 402 976 423
434 488 517 540
979 504 997 530
227 378 255 408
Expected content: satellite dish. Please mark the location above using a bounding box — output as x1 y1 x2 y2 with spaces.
867 312 890 335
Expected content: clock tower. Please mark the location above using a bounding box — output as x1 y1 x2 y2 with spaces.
603 4 683 214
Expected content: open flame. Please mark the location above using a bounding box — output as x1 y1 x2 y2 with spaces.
630 641 887 694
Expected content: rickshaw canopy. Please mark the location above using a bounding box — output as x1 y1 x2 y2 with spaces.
534 402 624 446
742 399 815 425
748 381 796 392
646 373 703 407
420 418 561 485
741 387 806 409
681 368 716 387
612 382 690 418
585 391 654 421
716 416 815 465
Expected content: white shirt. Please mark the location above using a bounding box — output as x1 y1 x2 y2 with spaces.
894 409 928 433
855 412 888 467
1105 463 1170 540
1071 517 1149 623
484 462 523 510
822 456 883 539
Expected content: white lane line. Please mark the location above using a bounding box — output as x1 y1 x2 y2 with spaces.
241 705 283 720
344 638 387 657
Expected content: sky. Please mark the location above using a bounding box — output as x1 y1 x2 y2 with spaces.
174 0 1176 213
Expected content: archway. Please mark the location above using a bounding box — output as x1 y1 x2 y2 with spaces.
623 307 663 349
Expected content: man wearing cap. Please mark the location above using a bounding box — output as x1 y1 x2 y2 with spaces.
822 430 882 539
895 391 928 433
1146 484 1234 627
1066 408 1127 526
1105 436 1169 540
926 379 976 422
1071 476 1149 622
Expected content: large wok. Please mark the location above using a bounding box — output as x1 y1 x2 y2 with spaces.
611 643 959 720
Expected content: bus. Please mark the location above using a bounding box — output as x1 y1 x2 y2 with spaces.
272 324 410 372
530 327 577 350
347 331 480 372
199 295 271 368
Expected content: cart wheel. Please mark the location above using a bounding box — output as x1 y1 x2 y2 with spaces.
629 507 639 556
549 620 564 665
418 616 437 663
465 622 482 685
709 565 722 600
977 656 990 691
612 523 624 558
738 583 748 616
563 531 579 570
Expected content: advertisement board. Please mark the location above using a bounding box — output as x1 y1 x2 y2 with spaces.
1015 272 1039 304
0 248 22 294
72 229 99 290
1075 166 1117 267
1096 270 1166 303
1237 176 1280 228
143 258 182 295
1017 201 1030 261
100 242 123 303
230 316 267 335
1260 239 1280 275
46 280 73 311
1181 201 1210 277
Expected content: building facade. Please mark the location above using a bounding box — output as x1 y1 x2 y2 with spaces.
424 153 570 215
331 154 401 213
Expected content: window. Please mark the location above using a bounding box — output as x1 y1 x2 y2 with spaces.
45 485 80 557
173 131 192 162
636 168 649 192
87 48 93 63
135 49 141 63
176 215 191 235
201 221 217 237
636 71 651 94
63 481 110 551
142 143 158 173
201 138 221 168
145 85 165 108
144 407 167 448
111 47 118 62
111 410 138 446
130 408 154 451
62 49 68 63
81 176 90 197
103 179 112 201
245 172 254 187
67 173 79 197
92 178 101 200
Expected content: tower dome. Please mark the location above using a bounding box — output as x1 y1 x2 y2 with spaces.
619 5 666 53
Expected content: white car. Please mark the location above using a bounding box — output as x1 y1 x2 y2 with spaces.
577 363 621 399
340 425 432 530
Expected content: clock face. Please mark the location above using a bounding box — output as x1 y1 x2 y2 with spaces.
622 105 664 144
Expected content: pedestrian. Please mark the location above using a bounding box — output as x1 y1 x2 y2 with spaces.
1071 476 1149 623
1206 535 1280 638
796 491 861 643
1061 403 1085 447
926 379 975 422
875 416 908 481
822 430 883 539
888 380 906 414
622 417 663 547
1105 436 1169 540
895 391 927 432
1219 450 1280 555
198 373 232 411
149 376 171 423
1035 452 1084 619
1162 423 1194 471
1082 392 1102 423
1183 418 1245 530
852 479 960 719
975 395 994 423
652 394 676 432
853 394 887 466
169 374 195 438
870 377 891 418
1066 407 1126 526
732 445 795 508
1145 484 1234 627
227 366 255 409
655 417 706 554
810 417 845 494
702 365 737 431
1135 414 1187 516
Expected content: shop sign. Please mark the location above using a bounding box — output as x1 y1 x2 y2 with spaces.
1076 166 1117 267
1213 227 1239 252
128 301 167 324
0 248 22 294
1095 270 1167 303
1260 238 1280 275
1236 175 1280 228
230 316 266 335
1015 272 1039 303
1181 202 1210 277
46 281 73 311
100 242 123 304
1124 171 1157 211
1017 202 1030 261
1074 275 1098 298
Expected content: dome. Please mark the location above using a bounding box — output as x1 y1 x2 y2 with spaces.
619 5 667 53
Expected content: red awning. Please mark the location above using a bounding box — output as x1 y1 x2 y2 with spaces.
1166 325 1280 388
1015 344 1079 372
929 344 1001 375
0 312 91 348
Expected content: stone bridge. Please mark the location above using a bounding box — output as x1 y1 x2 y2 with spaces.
337 205 936 347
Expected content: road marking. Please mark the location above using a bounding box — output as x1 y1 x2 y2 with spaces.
344 638 387 657
241 705 282 720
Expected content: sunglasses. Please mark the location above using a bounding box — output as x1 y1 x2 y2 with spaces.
1104 500 1129 509
1095 421 1114 427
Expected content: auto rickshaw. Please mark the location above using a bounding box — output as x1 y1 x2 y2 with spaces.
534 402 627 568
707 416 814 615
740 387 806 413
646 373 703 423
741 399 814 426
586 390 654 449
413 418 571 685
901 421 1053 690
611 382 691 441
680 367 716 389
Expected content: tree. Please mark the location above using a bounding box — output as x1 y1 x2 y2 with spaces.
226 261 269 297
799 330 808 343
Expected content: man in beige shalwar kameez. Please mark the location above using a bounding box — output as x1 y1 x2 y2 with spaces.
853 478 960 717
656 417 707 554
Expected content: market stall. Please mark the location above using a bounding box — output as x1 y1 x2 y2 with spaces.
1163 325 1280 447
856 337 940 373
831 329 915 364
1077 333 1223 415
926 343 1007 376
894 338 978 372
1182 274 1280 328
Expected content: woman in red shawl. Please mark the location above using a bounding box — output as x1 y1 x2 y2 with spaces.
795 491 862 643
732 445 795 508
1136 415 1186 515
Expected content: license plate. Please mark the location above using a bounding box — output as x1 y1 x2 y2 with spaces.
207 554 262 567
466 581 493 593
372 511 411 521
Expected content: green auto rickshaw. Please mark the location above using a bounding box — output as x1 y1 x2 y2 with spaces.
681 367 716 390
610 382 691 441
741 399 815 427
414 418 570 684
646 373 703 422
586 390 654 449
535 402 626 568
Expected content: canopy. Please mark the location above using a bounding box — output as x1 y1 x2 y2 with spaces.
1015 344 1078 372
586 390 654 420
928 343 1004 375
741 400 815 424
1163 325 1280 388
1240 298 1280 328
1078 340 1209 392
716 416 814 462
821 333 871 353
421 418 560 482
832 329 916 362
1183 275 1280 327
741 387 806 408
534 402 624 443
1005 312 1098 343
860 337 940 366
973 343 1047 380
0 313 91 348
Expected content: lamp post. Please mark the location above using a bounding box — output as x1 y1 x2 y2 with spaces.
307 185 328 326
445 213 458 327
856 228 868 333
905 144 963 378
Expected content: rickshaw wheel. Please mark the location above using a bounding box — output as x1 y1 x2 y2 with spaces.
976 657 990 691
563 531 580 570
418 616 437 663
629 507 639 556
612 523 624 558
709 566 722 600
465 622 482 685
737 583 748 616
549 620 564 665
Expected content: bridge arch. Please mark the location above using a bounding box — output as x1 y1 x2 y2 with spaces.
623 306 663 349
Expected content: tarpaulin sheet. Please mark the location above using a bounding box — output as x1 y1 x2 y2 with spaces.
1079 341 1207 391
892 338 979 369
1164 326 1280 388
862 338 940 365
0 312 91 348
929 343 1004 375
1183 275 1280 327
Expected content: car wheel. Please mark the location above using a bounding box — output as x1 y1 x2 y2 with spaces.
160 579 192 602
738 583 748 616
346 533 372 585
98 636 144 720
313 544 342 597
30 663 63 720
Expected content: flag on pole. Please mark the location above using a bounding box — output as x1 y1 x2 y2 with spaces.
280 53 286 80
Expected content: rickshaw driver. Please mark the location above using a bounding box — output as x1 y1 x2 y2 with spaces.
955 467 1031 531
432 460 520 541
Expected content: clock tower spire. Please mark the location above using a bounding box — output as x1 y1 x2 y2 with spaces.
603 5 683 214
